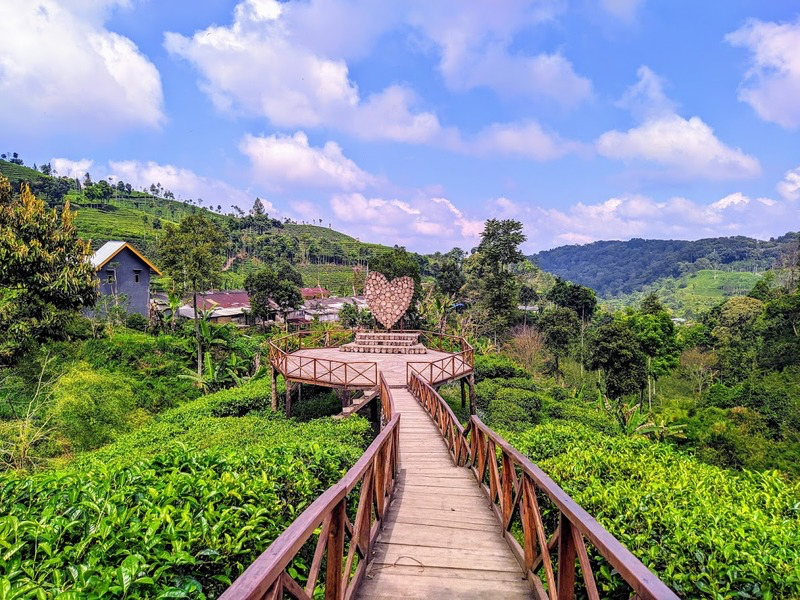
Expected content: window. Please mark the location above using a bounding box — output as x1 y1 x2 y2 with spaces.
106 274 114 284
134 273 140 284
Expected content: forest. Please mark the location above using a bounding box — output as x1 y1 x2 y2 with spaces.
1 175 799 598
533 235 798 297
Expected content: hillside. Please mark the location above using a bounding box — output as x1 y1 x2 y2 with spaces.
0 159 47 184
2 160 397 286
532 235 797 297
603 269 764 318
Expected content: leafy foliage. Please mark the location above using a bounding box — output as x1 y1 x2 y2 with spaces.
0 377 369 597
533 234 796 297
0 177 96 366
508 422 800 599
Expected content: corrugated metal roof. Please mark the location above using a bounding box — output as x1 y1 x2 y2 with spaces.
91 241 127 269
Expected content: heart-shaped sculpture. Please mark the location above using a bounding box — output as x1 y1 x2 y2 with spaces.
365 271 414 329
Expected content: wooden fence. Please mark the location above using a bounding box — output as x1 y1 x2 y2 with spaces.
268 328 474 390
221 373 400 600
404 329 474 385
407 373 679 600
268 329 378 389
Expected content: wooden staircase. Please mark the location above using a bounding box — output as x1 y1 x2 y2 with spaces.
341 332 428 355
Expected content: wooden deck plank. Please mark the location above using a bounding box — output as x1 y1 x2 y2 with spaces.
357 388 532 600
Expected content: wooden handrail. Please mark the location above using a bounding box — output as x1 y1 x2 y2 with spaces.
408 372 679 600
221 372 400 600
406 347 474 386
268 329 378 389
269 328 474 390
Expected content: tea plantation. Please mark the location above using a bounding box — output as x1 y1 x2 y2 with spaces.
0 379 370 598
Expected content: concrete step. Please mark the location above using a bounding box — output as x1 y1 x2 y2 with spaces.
339 342 427 355
354 338 417 346
356 332 420 342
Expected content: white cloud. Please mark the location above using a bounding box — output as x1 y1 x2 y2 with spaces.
329 192 482 250
599 0 644 23
778 166 800 201
465 120 580 160
240 132 376 191
505 191 792 251
107 160 252 211
597 67 761 180
408 1 591 107
615 66 676 120
165 0 441 143
726 18 800 129
51 157 94 179
0 0 164 134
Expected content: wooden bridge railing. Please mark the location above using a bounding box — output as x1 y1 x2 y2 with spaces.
221 373 399 600
404 330 474 385
268 330 378 389
408 373 679 600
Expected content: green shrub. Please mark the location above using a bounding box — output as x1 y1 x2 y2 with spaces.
473 354 527 382
508 423 800 598
124 313 149 331
51 365 147 451
292 391 341 421
0 439 365 598
487 388 543 431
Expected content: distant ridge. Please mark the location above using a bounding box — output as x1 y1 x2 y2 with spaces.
531 234 798 297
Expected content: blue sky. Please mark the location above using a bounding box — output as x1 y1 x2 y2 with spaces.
1 0 799 253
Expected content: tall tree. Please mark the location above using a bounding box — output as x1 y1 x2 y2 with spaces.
0 177 96 366
587 321 647 400
546 278 597 373
473 219 527 336
158 214 227 376
436 259 465 296
538 307 580 381
244 261 302 327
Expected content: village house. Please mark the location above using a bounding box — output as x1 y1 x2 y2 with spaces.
176 290 272 325
301 286 330 300
90 241 161 317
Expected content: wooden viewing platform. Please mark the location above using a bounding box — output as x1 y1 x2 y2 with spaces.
225 331 678 600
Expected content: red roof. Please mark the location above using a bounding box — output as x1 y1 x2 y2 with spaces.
301 287 329 297
195 291 251 310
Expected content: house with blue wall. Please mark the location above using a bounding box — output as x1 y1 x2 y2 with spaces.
90 241 162 317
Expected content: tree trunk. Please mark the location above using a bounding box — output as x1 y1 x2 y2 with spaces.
193 290 202 377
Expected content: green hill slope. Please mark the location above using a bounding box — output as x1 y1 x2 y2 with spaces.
603 269 763 318
533 235 796 297
0 159 47 184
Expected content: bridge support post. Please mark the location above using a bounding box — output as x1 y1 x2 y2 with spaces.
467 373 477 415
460 378 466 409
270 366 278 412
370 394 378 422
557 513 577 599
285 382 292 418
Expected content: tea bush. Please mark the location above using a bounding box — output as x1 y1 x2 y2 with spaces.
0 439 365 598
473 354 528 382
51 365 148 451
507 423 800 599
1 378 370 597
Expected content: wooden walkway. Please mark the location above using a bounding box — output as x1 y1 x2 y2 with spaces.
357 388 532 599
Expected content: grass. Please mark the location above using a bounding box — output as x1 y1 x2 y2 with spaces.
297 263 358 293
604 269 763 318
73 204 175 250
0 159 46 184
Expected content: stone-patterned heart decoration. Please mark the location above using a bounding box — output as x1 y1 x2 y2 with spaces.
365 271 414 329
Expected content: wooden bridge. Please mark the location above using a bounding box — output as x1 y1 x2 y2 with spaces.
223 331 678 599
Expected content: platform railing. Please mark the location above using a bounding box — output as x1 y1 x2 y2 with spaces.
268 329 378 389
221 373 400 600
408 373 679 600
402 329 474 385
268 328 473 390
